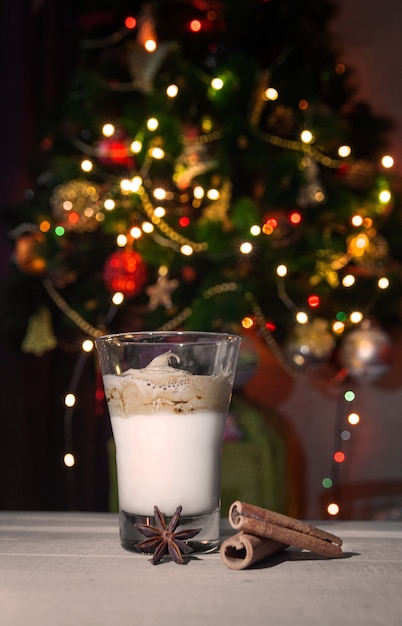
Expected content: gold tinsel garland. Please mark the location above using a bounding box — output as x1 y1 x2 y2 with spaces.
42 278 105 339
41 275 300 383
138 186 208 252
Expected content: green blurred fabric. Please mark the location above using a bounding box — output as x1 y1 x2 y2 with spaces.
221 395 287 516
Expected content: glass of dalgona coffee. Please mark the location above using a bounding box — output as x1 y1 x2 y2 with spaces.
96 331 241 554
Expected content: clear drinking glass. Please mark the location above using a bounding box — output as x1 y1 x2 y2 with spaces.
96 331 241 553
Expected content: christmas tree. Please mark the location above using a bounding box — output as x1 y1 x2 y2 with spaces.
1 0 401 514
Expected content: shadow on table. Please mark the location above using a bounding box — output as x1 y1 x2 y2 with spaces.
133 548 359 568
249 548 360 569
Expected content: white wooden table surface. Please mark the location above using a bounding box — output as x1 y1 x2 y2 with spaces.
1 512 402 626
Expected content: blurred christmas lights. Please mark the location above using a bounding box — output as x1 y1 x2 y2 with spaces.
23 5 397 519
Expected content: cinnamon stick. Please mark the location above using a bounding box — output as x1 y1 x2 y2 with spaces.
220 532 287 570
228 501 343 558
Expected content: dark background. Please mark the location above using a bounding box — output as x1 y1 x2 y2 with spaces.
0 1 111 511
1 0 401 512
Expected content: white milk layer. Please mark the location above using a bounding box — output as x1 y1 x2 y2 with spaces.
111 410 226 516
102 352 233 517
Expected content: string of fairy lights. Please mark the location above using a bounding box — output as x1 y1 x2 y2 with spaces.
34 7 396 517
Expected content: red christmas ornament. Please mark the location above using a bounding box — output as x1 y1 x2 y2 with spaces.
181 265 197 282
307 294 320 308
103 250 147 297
97 135 135 168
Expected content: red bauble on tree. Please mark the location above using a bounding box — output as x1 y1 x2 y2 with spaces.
103 249 147 298
97 134 135 169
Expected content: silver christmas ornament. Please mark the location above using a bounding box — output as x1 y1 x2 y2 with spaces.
339 326 393 383
285 319 335 371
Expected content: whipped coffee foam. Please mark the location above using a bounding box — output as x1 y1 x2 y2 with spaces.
103 351 232 416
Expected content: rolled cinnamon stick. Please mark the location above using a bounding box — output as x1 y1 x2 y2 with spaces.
220 531 287 570
228 501 343 558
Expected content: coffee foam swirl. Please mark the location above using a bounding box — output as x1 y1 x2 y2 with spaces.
102 352 232 416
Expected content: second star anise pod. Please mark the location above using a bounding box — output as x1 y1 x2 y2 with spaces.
135 505 201 564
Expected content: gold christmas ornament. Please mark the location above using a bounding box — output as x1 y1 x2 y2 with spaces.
312 249 350 287
21 307 57 356
14 231 47 276
285 318 335 370
347 231 389 271
50 179 102 232
201 180 232 230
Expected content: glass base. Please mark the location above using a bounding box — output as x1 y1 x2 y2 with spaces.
119 508 220 554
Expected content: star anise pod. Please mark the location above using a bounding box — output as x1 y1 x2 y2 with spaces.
135 505 201 564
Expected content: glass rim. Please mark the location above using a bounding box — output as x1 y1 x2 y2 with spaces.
95 330 241 346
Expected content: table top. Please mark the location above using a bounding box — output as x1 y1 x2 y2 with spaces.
1 512 402 626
